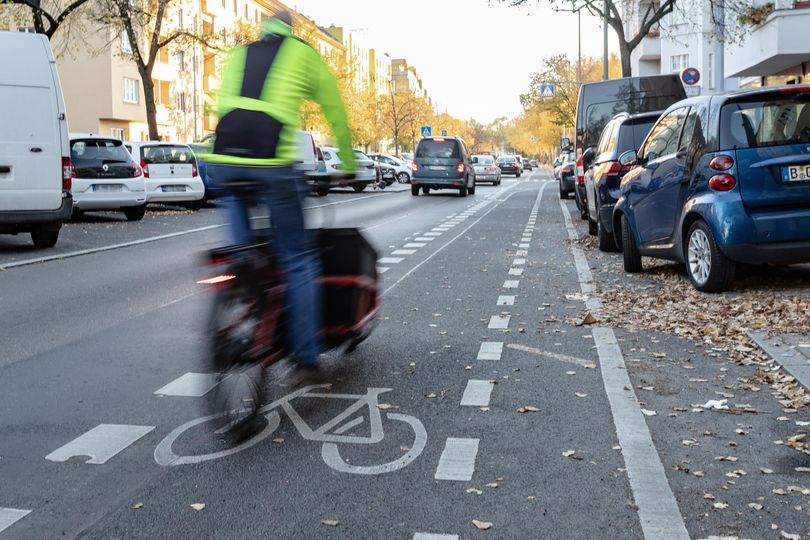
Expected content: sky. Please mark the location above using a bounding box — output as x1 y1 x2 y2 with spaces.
294 0 620 124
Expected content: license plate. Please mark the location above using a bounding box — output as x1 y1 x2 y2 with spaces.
783 164 810 183
93 184 122 192
162 185 186 192
429 165 444 171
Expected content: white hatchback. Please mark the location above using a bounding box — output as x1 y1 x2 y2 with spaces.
69 134 147 220
125 142 205 210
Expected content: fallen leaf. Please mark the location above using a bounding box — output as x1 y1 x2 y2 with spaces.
692 470 705 477
517 406 541 413
713 502 729 509
466 488 483 495
576 312 598 326
472 520 492 530
566 371 577 376
640 409 657 417
562 450 576 457
131 502 144 510
485 482 498 488
761 468 774 475
426 393 437 398
320 519 339 527
273 438 284 443
479 407 490 412
748 502 763 510
190 503 206 511
682 439 699 447
773 488 788 495
795 467 810 473
575 392 588 398
703 493 716 500
780 532 801 540
715 456 738 462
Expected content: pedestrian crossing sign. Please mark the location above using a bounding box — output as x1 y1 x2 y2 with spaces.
540 83 555 99
421 126 432 138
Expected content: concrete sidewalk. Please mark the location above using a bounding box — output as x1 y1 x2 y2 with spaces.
750 331 810 391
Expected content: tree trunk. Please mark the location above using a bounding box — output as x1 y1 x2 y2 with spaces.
393 131 399 156
619 40 632 77
140 72 160 141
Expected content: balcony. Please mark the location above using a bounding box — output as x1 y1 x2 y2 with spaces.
725 2 810 77
636 34 661 61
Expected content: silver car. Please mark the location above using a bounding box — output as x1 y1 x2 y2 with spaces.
472 155 501 185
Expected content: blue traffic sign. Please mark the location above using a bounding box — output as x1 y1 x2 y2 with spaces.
421 126 432 137
441 129 447 137
681 67 700 86
540 83 555 99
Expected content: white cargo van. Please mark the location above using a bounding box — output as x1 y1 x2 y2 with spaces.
0 31 73 247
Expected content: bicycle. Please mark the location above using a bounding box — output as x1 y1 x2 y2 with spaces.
199 176 379 440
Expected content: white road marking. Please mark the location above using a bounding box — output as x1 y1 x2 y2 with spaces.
508 268 524 276
392 249 417 256
377 267 389 274
378 257 405 264
488 315 510 329
434 438 479 481
460 380 494 407
516 249 528 256
404 243 427 248
432 227 449 232
502 280 519 288
477 341 504 360
0 508 30 534
513 258 526 265
496 295 515 306
423 232 442 237
46 424 154 465
154 373 220 397
414 237 436 242
519 243 530 248
557 198 689 539
413 534 458 540
506 343 595 368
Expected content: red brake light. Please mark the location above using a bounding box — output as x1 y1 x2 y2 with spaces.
433 138 445 142
777 86 810 94
708 174 737 191
133 162 143 177
61 157 73 190
561 164 571 173
456 162 465 174
606 161 622 176
411 161 419 173
709 155 734 171
140 160 150 178
191 159 199 177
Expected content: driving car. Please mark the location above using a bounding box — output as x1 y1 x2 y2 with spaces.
472 154 501 185
530 159 538 168
320 147 377 192
613 85 810 292
125 141 205 210
368 153 411 183
497 155 522 177
583 111 661 250
411 136 476 197
556 151 577 200
523 158 533 171
69 134 147 221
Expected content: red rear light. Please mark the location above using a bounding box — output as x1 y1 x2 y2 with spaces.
561 164 571 173
606 161 622 176
777 86 810 94
708 174 737 191
140 160 150 178
191 159 199 177
133 162 143 177
457 162 465 174
61 157 73 190
575 156 585 183
433 138 445 142
411 161 418 173
709 155 734 171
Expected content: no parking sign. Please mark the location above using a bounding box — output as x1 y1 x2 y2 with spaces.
681 67 700 86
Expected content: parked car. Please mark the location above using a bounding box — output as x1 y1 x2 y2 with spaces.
575 74 687 221
188 142 217 201
69 134 147 221
472 154 501 185
557 151 577 200
613 85 810 292
497 155 522 177
583 111 661 250
523 158 533 171
375 160 397 187
411 136 476 197
320 147 377 191
295 131 318 174
368 153 411 183
125 142 205 210
0 31 73 247
530 159 538 168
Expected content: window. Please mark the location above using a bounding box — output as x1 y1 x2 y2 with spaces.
173 51 185 71
670 54 689 74
642 107 689 161
244 3 248 18
679 108 698 152
708 53 715 90
417 139 460 159
121 30 132 53
142 145 194 164
123 77 139 104
596 119 615 155
111 127 125 140
151 79 172 106
721 99 810 149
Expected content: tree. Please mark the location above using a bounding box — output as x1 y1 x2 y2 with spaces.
379 90 424 156
0 0 91 39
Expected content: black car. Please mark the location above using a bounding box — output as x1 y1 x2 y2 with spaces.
574 74 687 220
523 157 533 171
497 155 522 177
411 136 476 197
584 111 661 250
556 151 576 200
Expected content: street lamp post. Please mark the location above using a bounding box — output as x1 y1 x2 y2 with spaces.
557 2 584 83
602 0 609 80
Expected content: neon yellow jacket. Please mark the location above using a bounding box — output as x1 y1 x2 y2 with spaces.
207 18 355 173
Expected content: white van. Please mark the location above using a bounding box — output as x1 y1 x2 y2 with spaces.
0 31 73 247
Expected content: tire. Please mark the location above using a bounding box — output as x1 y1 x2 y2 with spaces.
468 179 476 195
397 172 410 184
411 185 419 196
559 182 566 200
459 184 467 197
597 214 618 252
316 186 329 197
685 220 736 292
185 200 204 211
353 184 366 192
422 186 430 194
124 204 147 221
621 215 643 273
516 172 521 178
588 215 598 236
30 226 59 248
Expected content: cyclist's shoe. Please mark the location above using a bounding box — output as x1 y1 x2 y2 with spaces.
288 364 325 387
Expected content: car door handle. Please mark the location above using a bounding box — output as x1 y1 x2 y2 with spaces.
30 147 42 153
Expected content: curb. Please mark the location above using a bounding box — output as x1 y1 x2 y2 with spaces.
749 331 810 392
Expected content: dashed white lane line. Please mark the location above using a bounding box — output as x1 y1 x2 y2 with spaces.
516 249 528 256
377 267 389 274
558 198 689 539
378 257 405 264
404 243 427 248
392 249 417 256
502 280 519 288
513 258 526 265
413 534 458 540
154 373 219 397
0 508 31 534
423 232 442 237
496 295 515 306
434 438 479 481
508 268 524 276
518 243 530 249
477 341 504 360
460 380 494 407
414 237 435 242
488 315 510 329
45 424 155 465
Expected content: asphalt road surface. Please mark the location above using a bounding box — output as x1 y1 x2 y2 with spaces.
2 169 809 539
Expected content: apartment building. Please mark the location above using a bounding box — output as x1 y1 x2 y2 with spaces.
391 58 431 103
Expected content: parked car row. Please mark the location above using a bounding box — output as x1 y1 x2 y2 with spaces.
571 73 810 292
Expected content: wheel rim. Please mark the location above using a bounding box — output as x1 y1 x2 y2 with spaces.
688 229 712 285
398 173 407 183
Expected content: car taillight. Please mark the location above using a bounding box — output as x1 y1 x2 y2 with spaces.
709 154 734 171
561 164 571 173
140 160 150 178
62 156 74 190
133 162 143 177
191 159 199 177
433 137 445 142
411 161 419 173
576 156 585 183
708 174 737 191
606 161 622 176
457 162 465 174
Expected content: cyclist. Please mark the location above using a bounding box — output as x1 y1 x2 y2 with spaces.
206 11 356 383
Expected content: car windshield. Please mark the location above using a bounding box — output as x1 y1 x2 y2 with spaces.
476 156 494 165
70 139 132 167
497 156 514 163
142 145 195 164
617 119 658 154
416 139 459 159
720 95 810 149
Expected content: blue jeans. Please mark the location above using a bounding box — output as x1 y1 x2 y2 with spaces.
207 164 322 366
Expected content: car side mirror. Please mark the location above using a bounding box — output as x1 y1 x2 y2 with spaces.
618 150 637 167
582 147 596 167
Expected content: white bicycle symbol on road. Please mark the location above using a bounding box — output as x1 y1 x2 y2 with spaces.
154 385 428 475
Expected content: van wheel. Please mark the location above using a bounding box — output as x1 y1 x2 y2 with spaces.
422 186 430 194
185 200 204 211
621 215 643 273
685 220 735 292
411 185 419 196
31 226 59 248
353 184 366 192
559 182 567 200
316 186 330 197
459 185 468 197
468 180 476 195
124 204 147 221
